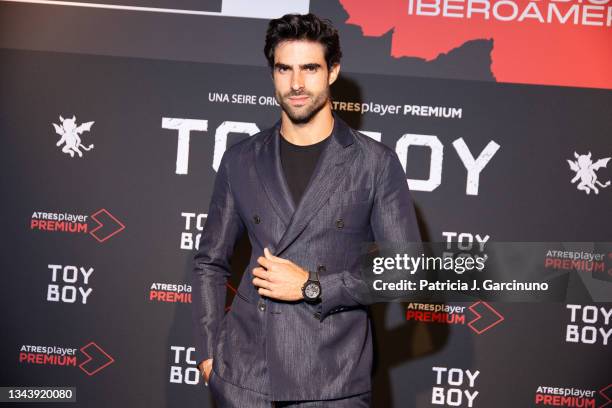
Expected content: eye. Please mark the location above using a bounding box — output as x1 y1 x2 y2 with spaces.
276 66 288 73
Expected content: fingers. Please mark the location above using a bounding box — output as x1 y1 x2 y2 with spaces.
252 268 273 290
252 277 271 290
258 248 292 271
264 247 279 261
252 267 269 279
257 288 273 297
264 247 289 264
257 255 272 269
201 358 213 382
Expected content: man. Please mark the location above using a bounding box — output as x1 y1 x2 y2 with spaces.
192 13 421 407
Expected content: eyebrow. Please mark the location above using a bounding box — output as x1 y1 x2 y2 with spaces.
274 63 322 70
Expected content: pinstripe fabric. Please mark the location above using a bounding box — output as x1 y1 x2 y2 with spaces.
192 114 421 401
209 367 371 407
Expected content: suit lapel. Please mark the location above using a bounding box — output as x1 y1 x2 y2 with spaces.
254 120 296 228
274 116 358 255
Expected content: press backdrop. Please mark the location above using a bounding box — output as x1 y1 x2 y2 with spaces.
1 0 611 407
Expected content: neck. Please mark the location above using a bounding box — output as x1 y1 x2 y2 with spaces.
280 103 334 146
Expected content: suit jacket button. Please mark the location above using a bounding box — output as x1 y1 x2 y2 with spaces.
313 312 321 319
258 300 266 312
335 219 344 229
253 215 261 224
317 265 326 273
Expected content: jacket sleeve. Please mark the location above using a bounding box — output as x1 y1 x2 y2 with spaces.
191 152 245 365
318 148 422 320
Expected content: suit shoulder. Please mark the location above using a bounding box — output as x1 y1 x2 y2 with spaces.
222 124 275 161
349 129 403 181
351 128 396 161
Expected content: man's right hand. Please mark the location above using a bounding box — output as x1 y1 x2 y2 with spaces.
198 358 214 383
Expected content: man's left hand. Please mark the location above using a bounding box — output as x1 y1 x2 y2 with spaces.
253 247 308 301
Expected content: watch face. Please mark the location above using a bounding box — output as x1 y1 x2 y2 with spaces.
304 282 321 299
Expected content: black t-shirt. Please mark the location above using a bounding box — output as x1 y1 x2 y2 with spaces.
280 132 331 207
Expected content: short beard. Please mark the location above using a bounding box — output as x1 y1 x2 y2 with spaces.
277 87 329 125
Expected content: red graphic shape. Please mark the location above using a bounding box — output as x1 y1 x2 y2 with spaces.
89 208 125 242
340 0 611 89
468 301 504 334
79 342 115 376
600 384 612 408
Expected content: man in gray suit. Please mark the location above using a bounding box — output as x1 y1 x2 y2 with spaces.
192 13 421 407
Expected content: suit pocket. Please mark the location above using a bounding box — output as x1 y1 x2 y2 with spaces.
207 367 219 397
208 367 215 386
327 188 370 207
235 290 253 304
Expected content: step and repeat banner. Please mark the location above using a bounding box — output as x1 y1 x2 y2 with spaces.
0 0 610 407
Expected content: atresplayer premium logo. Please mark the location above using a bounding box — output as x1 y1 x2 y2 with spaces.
534 384 612 408
406 301 504 335
567 152 611 195
30 208 125 243
149 282 192 303
52 115 95 158
19 342 114 376
534 383 612 408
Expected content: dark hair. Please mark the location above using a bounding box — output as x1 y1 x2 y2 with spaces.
264 13 342 70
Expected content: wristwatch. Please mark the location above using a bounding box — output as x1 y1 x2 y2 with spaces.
301 270 321 303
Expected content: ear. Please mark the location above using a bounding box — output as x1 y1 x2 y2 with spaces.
328 63 340 86
60 115 64 122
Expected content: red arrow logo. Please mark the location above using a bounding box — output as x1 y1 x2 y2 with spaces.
79 342 114 376
600 384 612 408
468 301 504 334
89 208 125 242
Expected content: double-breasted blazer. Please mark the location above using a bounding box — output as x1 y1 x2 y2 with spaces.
192 114 421 401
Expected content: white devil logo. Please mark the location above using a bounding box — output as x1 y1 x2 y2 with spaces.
52 115 95 158
567 152 611 195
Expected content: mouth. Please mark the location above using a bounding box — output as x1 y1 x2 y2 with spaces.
287 95 310 106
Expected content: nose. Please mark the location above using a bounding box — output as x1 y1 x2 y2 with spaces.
291 70 304 91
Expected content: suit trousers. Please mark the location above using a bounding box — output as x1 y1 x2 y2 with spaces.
209 369 371 407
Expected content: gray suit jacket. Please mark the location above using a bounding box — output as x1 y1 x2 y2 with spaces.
192 114 421 401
